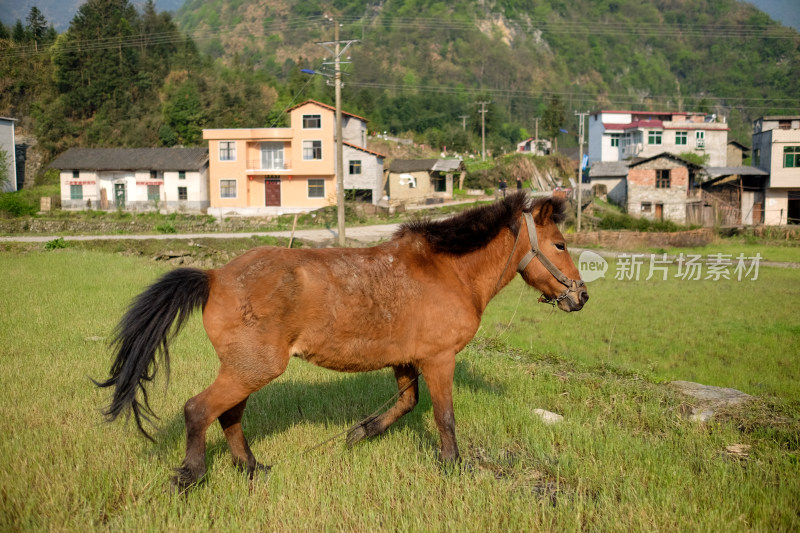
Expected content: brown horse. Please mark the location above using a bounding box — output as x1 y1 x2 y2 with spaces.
95 192 588 489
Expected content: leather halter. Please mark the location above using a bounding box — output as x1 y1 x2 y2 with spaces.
516 212 585 304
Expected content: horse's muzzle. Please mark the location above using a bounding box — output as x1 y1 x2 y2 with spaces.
557 285 589 312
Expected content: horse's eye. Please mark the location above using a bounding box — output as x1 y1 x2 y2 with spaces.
554 243 566 251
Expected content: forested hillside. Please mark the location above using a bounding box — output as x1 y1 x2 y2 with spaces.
0 0 798 184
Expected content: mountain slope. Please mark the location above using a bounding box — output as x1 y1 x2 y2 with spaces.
174 0 799 143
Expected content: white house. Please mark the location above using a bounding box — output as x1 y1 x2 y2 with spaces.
0 117 17 193
588 110 729 166
50 147 209 212
752 115 800 225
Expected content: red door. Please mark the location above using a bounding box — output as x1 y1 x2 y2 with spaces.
265 179 281 206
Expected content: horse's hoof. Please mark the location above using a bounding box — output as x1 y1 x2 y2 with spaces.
248 462 271 481
346 424 368 447
170 467 203 494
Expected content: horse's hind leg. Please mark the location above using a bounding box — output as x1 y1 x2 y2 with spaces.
172 368 258 490
218 397 269 479
347 364 419 447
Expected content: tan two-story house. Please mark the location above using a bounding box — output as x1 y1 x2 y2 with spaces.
203 100 384 216
752 116 800 225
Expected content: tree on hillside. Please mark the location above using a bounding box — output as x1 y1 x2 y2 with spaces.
11 20 27 42
542 96 566 149
53 0 142 120
26 7 48 52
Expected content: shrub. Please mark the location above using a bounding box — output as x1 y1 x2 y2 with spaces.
0 192 38 217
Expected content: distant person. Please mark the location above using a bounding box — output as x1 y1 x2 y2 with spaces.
499 178 507 198
516 177 523 190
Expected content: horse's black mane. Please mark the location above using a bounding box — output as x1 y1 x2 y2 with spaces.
396 192 567 255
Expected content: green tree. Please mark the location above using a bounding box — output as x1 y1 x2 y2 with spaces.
53 0 142 119
541 96 566 144
0 148 11 190
161 79 204 146
11 20 27 42
25 6 48 52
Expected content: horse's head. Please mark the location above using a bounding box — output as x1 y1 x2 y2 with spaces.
517 197 589 312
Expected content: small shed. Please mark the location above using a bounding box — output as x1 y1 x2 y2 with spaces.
385 159 465 205
588 160 629 207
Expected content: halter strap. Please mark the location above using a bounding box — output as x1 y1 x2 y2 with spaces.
517 212 585 303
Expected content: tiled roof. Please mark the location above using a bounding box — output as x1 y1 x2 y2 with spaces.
704 166 768 178
49 148 208 171
588 161 629 177
342 141 386 158
388 159 464 172
287 100 368 123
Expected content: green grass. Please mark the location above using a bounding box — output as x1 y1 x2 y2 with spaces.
638 241 800 264
0 248 798 531
483 260 800 401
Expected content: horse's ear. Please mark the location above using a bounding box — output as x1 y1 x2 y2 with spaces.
533 198 554 225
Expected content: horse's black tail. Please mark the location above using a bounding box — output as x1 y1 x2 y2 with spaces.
94 267 210 441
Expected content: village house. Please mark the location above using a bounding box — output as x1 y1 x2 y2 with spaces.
50 147 209 212
751 115 800 225
385 159 465 206
202 100 385 216
516 137 551 156
590 153 703 224
588 110 729 166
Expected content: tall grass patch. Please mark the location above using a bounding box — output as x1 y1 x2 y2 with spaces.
0 248 797 531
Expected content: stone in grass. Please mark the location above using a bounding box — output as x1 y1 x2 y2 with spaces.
669 380 753 423
533 409 564 425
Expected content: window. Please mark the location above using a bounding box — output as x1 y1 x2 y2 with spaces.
147 185 160 201
753 149 761 167
610 134 621 147
303 140 322 160
179 171 186 180
779 120 791 130
308 178 324 198
219 141 236 161
648 131 662 145
220 179 237 198
150 170 158 180
785 146 800 168
261 142 284 170
641 202 652 212
656 169 671 188
70 184 83 200
349 160 362 175
178 186 188 200
303 114 321 129
696 131 705 148
675 131 688 145
72 170 79 179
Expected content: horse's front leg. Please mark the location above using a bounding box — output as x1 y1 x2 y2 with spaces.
420 355 459 462
347 364 419 446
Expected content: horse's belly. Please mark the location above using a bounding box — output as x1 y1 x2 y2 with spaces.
290 342 405 373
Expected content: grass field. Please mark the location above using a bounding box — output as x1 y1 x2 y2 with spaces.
1 246 798 531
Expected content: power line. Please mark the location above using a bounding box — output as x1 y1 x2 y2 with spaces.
2 13 797 60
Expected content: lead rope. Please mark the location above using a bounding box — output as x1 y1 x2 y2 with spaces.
289 372 421 460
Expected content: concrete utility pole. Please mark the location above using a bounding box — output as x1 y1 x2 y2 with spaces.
317 22 358 247
575 111 589 232
459 115 468 130
477 101 490 161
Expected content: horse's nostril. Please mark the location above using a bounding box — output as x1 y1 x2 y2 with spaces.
580 290 589 305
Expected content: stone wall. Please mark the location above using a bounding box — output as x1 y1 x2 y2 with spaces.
567 228 715 248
